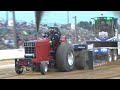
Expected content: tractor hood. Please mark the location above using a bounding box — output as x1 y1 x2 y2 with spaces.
24 38 50 47
27 38 49 43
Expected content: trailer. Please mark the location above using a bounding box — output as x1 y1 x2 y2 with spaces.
86 15 120 64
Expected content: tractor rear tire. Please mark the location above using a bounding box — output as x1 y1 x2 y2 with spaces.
75 56 86 70
15 66 23 74
56 43 75 72
75 50 89 70
40 61 48 75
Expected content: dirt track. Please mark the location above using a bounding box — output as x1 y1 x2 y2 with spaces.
0 60 120 79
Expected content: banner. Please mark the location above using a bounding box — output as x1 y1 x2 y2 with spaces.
0 49 25 60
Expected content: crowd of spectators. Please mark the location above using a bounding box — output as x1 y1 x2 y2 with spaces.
0 21 95 50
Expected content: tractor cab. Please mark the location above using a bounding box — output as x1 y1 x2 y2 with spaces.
90 16 118 41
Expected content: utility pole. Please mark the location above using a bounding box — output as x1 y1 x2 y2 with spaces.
73 16 78 43
6 11 8 27
12 11 18 49
67 11 69 24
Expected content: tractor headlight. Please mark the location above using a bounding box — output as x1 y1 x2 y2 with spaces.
101 48 108 52
95 49 98 52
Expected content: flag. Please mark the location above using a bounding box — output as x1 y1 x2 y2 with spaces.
23 31 28 35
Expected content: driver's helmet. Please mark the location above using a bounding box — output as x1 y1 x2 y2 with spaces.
44 30 50 37
43 27 57 38
49 27 55 34
48 27 61 36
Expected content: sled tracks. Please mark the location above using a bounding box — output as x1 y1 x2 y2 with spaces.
0 60 120 79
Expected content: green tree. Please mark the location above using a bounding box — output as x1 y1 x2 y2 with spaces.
77 21 91 30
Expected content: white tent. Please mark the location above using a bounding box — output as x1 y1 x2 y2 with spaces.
8 19 14 27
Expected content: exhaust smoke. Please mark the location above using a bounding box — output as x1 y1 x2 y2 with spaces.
35 11 44 39
35 11 44 32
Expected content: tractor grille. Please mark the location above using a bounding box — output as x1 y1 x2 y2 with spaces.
24 42 36 58
25 47 35 54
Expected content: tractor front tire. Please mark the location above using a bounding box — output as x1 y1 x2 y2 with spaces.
56 43 75 72
40 61 48 75
15 66 23 74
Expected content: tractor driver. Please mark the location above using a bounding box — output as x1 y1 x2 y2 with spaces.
103 21 109 31
101 21 109 31
44 27 61 50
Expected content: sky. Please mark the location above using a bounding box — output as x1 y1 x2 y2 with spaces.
0 11 118 24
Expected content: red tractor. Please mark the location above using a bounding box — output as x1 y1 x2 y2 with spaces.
15 27 92 75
